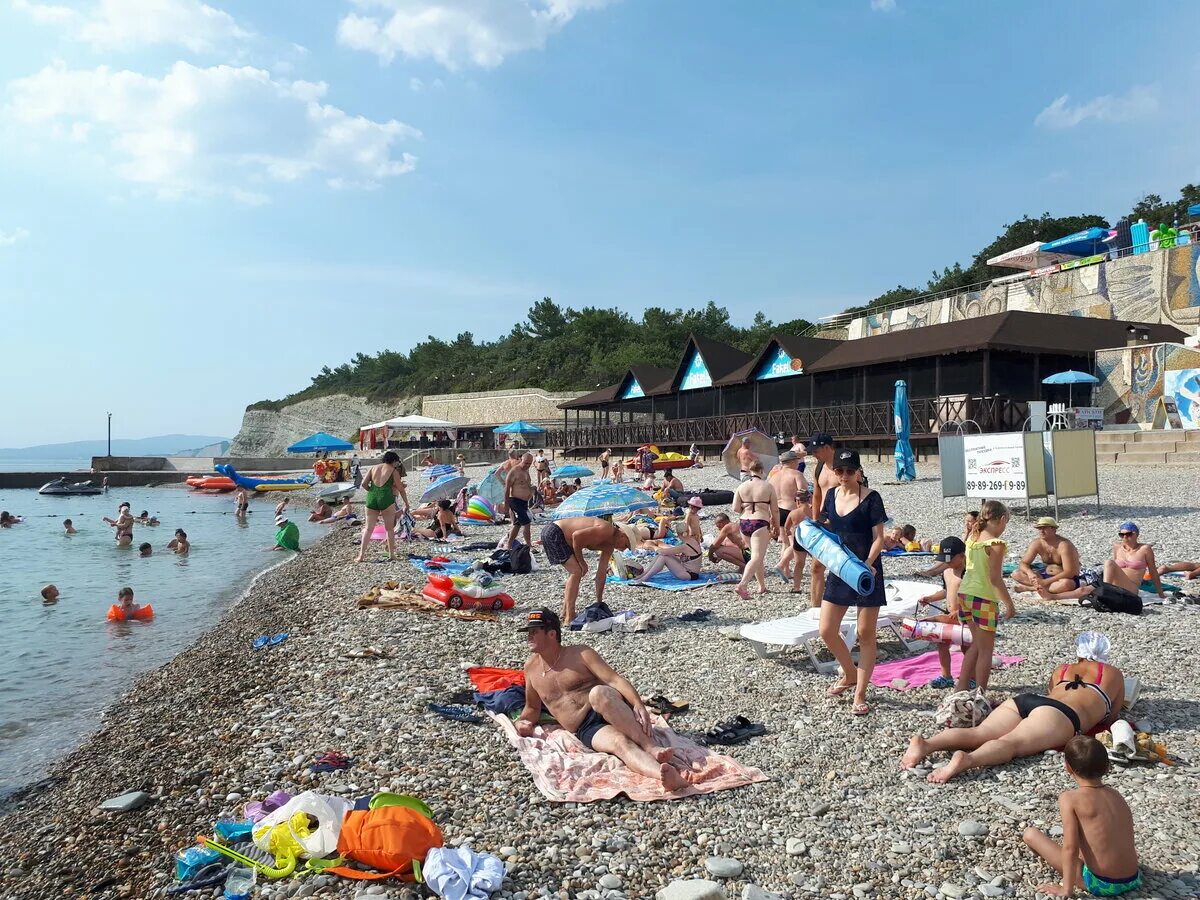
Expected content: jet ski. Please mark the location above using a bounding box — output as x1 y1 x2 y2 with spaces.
39 478 104 496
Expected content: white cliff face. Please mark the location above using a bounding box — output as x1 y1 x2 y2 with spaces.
229 394 416 457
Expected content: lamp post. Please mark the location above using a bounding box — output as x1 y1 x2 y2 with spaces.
107 411 112 457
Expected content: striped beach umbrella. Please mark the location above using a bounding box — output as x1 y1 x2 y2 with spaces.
551 464 595 479
423 463 457 480
420 474 469 503
552 483 657 520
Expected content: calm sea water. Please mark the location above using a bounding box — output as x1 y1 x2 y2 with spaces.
0 458 92 473
0 485 324 798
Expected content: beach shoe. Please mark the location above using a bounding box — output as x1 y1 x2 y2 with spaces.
644 695 690 717
252 635 270 650
677 609 712 623
269 632 288 646
702 715 766 746
427 703 483 724
309 751 351 773
929 676 955 689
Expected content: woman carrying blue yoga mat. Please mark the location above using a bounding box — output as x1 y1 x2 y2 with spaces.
811 448 888 719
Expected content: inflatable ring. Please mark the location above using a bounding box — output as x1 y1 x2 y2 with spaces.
107 603 154 621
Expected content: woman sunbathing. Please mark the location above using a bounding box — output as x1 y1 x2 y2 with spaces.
412 499 462 540
902 631 1124 783
633 522 704 583
1104 522 1163 598
319 501 358 524
1159 560 1200 580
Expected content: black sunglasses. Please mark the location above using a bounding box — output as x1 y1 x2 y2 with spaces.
1117 531 1135 537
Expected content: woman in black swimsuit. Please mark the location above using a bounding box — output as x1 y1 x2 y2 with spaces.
902 631 1125 783
817 448 888 716
732 459 778 598
632 521 704 583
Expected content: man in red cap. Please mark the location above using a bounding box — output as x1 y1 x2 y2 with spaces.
515 608 695 791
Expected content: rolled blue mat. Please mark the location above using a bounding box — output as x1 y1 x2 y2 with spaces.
797 520 875 596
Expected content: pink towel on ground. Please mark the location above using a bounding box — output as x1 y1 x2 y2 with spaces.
488 711 769 803
870 649 1025 690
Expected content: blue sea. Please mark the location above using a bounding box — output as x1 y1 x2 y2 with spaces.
0 484 325 798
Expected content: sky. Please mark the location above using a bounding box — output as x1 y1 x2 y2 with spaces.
2 1 1197 446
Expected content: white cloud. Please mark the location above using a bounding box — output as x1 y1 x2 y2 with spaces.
869 0 896 10
337 0 614 70
12 0 251 53
0 227 31 246
1035 86 1158 129
7 61 421 202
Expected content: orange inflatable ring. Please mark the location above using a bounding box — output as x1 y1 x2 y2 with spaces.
107 603 154 621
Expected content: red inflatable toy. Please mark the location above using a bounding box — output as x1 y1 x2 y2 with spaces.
422 574 514 612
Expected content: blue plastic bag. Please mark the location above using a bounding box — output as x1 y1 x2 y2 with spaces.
213 818 253 843
175 845 221 880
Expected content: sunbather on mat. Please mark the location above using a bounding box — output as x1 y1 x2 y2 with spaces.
707 513 749 573
515 608 696 791
902 631 1124 784
634 521 703 583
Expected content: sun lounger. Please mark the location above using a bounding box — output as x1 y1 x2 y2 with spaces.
739 580 928 673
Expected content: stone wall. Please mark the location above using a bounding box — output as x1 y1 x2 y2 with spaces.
844 242 1200 340
229 394 414 457
422 387 585 426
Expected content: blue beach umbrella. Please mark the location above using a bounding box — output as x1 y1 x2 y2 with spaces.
551 464 595 479
493 420 545 434
287 432 354 454
893 379 917 482
421 474 469 503
552 483 657 520
475 466 506 508
423 463 457 480
1042 369 1099 407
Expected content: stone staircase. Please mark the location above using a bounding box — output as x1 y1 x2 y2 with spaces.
1095 429 1200 465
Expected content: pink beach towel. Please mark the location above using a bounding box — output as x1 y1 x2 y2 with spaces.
488 712 768 803
870 650 1025 691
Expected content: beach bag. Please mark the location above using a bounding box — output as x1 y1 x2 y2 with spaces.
1086 583 1143 615
325 807 443 882
501 541 532 574
252 791 354 860
935 689 992 729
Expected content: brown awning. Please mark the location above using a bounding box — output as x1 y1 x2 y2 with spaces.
806 311 1187 371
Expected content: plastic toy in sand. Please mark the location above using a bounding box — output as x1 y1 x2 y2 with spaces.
899 617 972 646
462 496 496 522
422 573 514 611
107 603 154 621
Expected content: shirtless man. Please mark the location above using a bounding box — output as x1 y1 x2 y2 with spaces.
539 516 636 624
735 438 758 479
503 453 536 550
807 432 838 608
769 450 809 582
708 512 750 572
493 448 522 518
1012 517 1082 594
103 503 134 546
166 528 190 554
516 608 694 791
233 485 249 516
309 499 332 522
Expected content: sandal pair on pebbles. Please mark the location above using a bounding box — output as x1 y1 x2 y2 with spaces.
826 679 870 716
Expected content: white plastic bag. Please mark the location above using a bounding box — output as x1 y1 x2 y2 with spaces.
252 790 354 859
935 689 992 729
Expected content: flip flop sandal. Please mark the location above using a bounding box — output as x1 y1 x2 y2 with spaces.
645 695 690 716
826 680 854 697
427 703 483 724
269 632 288 646
252 635 270 650
851 703 871 716
677 609 713 623
703 715 766 745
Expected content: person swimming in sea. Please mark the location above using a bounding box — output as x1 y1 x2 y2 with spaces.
103 503 134 546
136 510 160 526
41 584 59 605
166 528 189 555
139 542 153 557
62 518 76 535
1 511 21 528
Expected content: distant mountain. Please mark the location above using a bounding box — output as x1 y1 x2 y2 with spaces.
0 435 230 459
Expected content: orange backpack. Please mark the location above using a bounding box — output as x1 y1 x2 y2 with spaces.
324 807 443 881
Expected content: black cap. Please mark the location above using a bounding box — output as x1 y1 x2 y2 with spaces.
518 607 561 634
809 432 833 449
937 536 966 561
834 447 861 470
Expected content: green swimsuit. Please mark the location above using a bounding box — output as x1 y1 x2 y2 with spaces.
365 469 397 511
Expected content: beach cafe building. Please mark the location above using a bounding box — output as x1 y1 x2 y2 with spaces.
547 311 1186 455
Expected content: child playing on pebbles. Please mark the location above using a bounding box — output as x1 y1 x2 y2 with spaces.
955 500 1016 695
1023 734 1141 897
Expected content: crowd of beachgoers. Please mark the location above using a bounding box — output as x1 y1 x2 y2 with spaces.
1 447 1199 900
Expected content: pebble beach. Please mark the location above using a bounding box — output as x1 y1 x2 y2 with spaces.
2 459 1199 900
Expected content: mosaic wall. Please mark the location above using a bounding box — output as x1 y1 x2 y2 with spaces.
845 243 1200 340
1096 343 1200 427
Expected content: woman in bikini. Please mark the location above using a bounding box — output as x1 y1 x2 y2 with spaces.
1103 521 1163 598
902 631 1125 783
413 499 462 540
633 521 704 583
355 451 409 562
732 459 778 599
818 448 888 716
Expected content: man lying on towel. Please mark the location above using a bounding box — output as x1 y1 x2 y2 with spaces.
516 608 695 791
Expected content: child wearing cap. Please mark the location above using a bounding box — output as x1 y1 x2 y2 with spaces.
683 495 704 541
916 537 967 688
